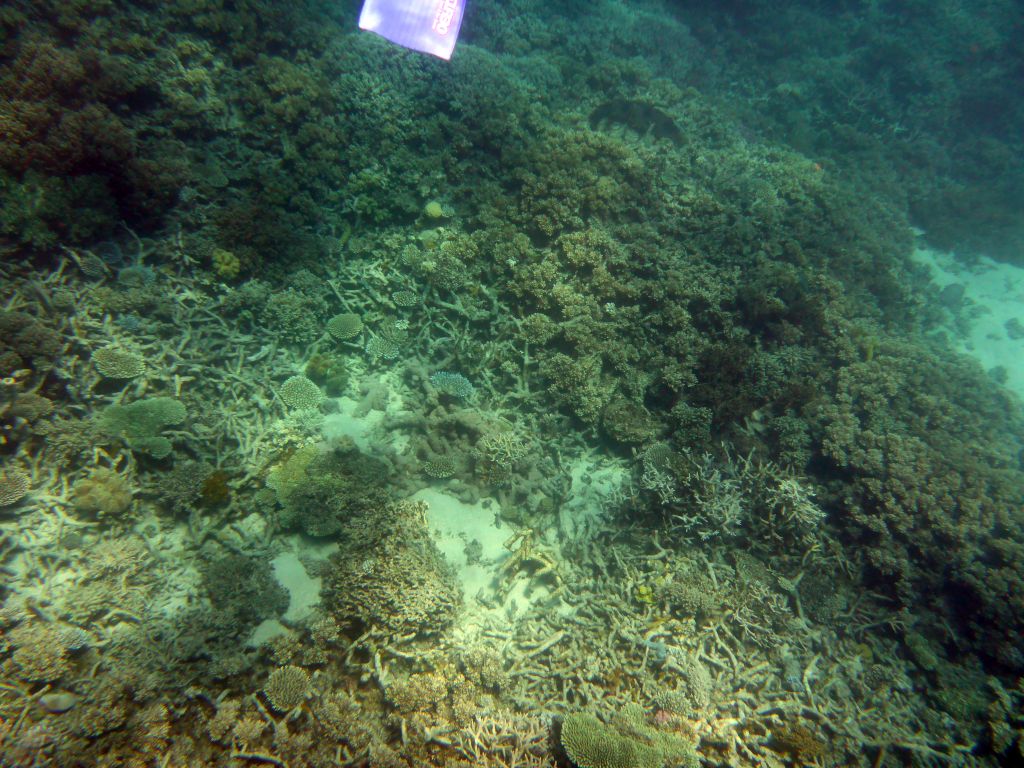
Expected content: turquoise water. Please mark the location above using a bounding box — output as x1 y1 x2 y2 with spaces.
1 1 1022 766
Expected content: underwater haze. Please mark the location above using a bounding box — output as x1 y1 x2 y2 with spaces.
1 0 1023 766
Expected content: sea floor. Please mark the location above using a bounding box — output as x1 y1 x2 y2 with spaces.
0 239 1001 766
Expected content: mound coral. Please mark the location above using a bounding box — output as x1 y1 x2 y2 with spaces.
560 705 698 768
263 665 310 712
279 375 324 411
72 467 133 519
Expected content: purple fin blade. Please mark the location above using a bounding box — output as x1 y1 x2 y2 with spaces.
359 0 465 60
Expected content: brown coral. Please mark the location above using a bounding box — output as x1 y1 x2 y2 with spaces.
322 500 462 636
72 468 133 519
92 346 146 379
0 465 30 507
9 622 71 682
263 665 310 712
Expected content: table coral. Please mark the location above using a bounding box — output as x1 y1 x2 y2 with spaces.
263 665 311 713
91 345 146 379
0 465 30 507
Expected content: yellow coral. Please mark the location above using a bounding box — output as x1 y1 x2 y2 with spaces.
211 248 241 280
423 200 445 219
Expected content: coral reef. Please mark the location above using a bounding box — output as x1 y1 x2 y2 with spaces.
0 0 1021 765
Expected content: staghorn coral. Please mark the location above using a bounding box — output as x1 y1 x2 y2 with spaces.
641 447 824 555
476 429 530 468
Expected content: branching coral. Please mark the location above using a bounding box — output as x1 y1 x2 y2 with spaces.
322 499 462 636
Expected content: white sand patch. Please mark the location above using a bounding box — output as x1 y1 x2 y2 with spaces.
249 535 336 645
413 486 567 630
323 396 388 451
272 550 321 623
414 487 512 604
912 241 1024 401
248 619 293 648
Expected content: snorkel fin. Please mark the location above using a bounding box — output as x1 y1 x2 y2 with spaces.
359 0 466 60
